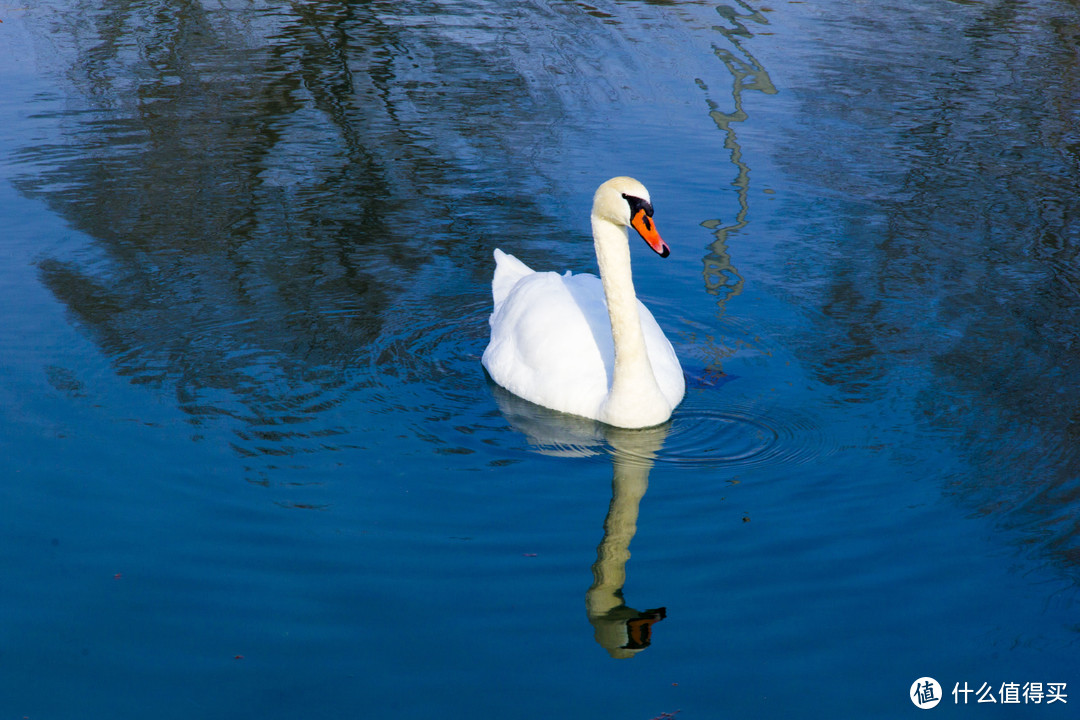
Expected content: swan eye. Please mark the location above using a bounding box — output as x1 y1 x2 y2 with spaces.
622 193 654 229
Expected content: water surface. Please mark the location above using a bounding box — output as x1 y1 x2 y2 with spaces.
1 1 1078 717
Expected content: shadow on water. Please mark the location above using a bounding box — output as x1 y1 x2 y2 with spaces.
771 0 1080 572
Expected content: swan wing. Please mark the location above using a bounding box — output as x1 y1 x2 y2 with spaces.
483 268 614 420
638 303 686 409
491 249 535 308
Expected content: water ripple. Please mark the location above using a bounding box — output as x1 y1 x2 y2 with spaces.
646 405 834 470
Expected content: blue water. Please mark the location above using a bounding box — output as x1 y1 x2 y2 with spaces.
2 1 1078 717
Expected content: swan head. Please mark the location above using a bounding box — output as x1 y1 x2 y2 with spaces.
592 177 670 258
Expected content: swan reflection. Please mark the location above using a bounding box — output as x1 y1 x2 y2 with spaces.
492 385 669 658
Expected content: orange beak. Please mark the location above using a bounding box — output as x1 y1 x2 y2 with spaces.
631 208 670 258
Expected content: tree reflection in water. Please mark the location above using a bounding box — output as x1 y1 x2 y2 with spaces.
770 1 1080 568
14 1 603 471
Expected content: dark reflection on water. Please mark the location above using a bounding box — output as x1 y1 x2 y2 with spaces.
772 0 1080 569
15 0 605 473
15 0 793 485
698 0 775 307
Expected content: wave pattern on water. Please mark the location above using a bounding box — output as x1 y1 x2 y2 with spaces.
766 0 1080 571
10 0 788 491
654 406 832 470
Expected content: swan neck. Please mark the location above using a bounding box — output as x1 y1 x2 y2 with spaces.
592 218 641 334
591 216 664 424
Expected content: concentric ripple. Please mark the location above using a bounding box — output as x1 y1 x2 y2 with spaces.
655 409 777 466
611 404 836 471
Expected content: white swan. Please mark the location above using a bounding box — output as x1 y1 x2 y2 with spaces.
482 177 685 429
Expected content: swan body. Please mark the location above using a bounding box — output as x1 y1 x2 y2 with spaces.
482 177 684 428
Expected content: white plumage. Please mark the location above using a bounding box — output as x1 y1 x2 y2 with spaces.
482 177 684 428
